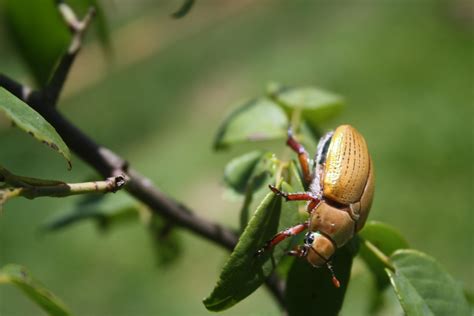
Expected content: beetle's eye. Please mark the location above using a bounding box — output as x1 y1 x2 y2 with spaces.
304 233 315 245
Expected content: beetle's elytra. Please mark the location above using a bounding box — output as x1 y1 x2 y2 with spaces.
256 124 375 287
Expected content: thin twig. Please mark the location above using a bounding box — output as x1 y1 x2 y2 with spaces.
0 3 287 311
45 3 96 105
0 170 127 204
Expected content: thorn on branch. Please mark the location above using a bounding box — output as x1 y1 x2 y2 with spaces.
107 174 127 193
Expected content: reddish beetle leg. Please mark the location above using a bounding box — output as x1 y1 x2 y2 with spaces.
286 128 313 185
269 185 320 213
255 222 308 257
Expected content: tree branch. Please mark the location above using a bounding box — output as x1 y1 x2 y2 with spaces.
0 2 287 311
0 74 31 101
0 175 126 202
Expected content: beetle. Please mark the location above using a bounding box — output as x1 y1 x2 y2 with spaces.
256 124 374 287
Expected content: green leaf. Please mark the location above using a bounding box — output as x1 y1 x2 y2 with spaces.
0 264 72 316
0 87 71 168
269 84 344 127
285 239 359 316
42 192 139 232
465 288 474 307
148 216 183 267
214 98 288 150
299 120 322 149
3 0 70 86
238 152 278 231
359 221 409 290
3 0 109 87
203 182 301 311
287 160 305 192
387 249 470 316
224 151 264 194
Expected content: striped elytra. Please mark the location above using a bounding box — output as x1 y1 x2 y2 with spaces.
323 125 371 205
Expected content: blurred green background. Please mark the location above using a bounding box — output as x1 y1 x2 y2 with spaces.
0 0 472 315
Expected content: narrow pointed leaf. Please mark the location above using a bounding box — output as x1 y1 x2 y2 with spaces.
286 239 358 316
214 98 288 150
204 182 300 311
0 264 72 316
0 88 71 168
387 249 470 316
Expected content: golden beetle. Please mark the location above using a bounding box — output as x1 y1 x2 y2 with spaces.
256 125 375 287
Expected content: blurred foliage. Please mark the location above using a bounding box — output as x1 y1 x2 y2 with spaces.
213 98 288 150
0 0 472 315
268 83 345 129
172 0 195 19
2 0 70 86
0 264 72 316
1 0 109 87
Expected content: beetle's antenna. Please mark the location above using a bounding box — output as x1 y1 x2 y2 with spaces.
327 262 340 288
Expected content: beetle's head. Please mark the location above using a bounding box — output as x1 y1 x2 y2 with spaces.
303 231 341 287
303 232 335 268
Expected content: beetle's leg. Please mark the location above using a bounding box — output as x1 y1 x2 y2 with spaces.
255 222 308 257
287 245 307 258
306 198 320 213
286 128 313 185
269 185 317 201
269 185 320 213
327 261 341 288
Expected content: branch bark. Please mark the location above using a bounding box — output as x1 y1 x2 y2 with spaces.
0 2 287 311
0 175 126 202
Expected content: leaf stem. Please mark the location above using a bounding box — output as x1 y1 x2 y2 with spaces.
364 240 395 271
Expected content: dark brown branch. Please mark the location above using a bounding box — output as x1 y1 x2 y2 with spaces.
0 3 287 311
0 74 29 101
45 3 95 106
